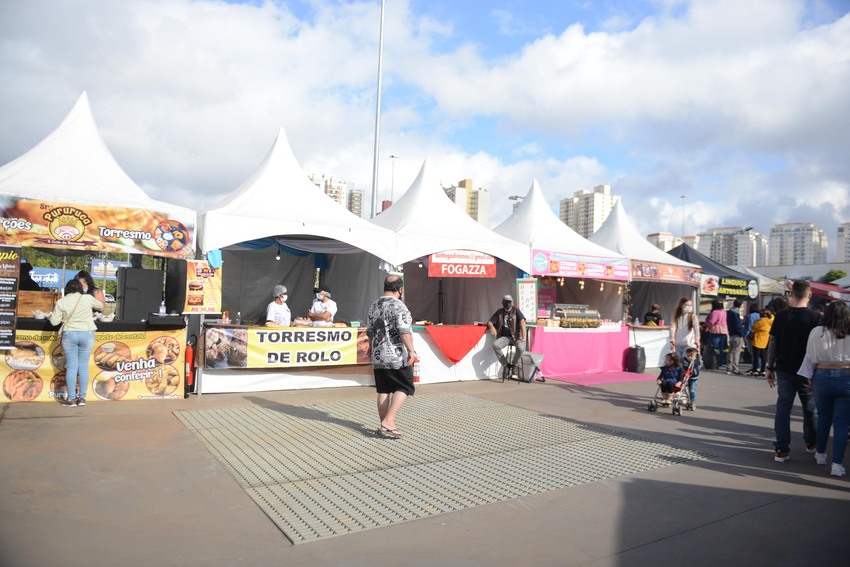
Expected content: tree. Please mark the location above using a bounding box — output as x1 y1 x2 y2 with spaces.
821 270 847 283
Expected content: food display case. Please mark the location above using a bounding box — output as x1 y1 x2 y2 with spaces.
548 304 601 328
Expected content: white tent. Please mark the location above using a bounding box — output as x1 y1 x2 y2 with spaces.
589 200 700 271
371 158 530 270
198 127 403 325
0 92 196 256
729 265 785 295
198 127 396 263
370 159 531 324
494 180 630 267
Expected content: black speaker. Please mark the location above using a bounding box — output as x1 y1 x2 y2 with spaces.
116 268 163 322
626 346 646 373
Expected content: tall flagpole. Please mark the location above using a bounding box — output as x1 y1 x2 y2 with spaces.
369 0 386 219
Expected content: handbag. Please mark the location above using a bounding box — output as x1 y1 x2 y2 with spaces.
57 295 84 338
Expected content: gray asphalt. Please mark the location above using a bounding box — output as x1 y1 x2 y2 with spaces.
1 368 848 567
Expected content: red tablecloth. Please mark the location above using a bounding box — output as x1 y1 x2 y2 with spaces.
530 326 629 376
424 325 487 364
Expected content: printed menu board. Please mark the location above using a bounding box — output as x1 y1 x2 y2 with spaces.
0 246 21 349
183 260 223 314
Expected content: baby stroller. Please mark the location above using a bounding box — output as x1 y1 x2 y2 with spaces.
647 356 696 416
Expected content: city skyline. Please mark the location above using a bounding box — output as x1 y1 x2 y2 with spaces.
1 1 848 254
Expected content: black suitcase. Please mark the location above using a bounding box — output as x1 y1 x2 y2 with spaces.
626 346 646 373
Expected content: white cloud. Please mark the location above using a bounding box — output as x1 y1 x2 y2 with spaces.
0 0 847 260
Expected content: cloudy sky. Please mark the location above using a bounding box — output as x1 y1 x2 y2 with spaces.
2 0 849 258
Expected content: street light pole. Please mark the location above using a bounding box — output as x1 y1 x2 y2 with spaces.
389 154 399 202
680 195 688 240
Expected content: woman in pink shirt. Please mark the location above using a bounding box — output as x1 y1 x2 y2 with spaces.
704 299 728 366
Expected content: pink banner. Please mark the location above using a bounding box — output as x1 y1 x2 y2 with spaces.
531 249 629 280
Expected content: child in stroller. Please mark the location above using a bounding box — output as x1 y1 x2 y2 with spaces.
657 352 684 406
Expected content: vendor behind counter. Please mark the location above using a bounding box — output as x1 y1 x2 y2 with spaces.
308 287 337 327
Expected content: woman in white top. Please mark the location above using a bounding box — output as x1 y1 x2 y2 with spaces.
266 284 291 326
49 279 103 407
800 301 850 477
669 297 700 361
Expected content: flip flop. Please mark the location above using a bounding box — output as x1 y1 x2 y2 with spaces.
380 426 402 439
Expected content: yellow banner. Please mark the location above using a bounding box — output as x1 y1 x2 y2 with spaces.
203 325 369 369
1 328 186 402
184 260 223 314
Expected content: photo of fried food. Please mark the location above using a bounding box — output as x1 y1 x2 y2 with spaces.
356 330 370 364
3 370 43 401
5 341 46 370
188 280 204 291
187 293 204 306
92 373 130 400
50 372 69 403
226 329 248 367
146 336 180 365
205 328 230 367
145 364 180 396
549 260 559 274
93 341 132 371
50 345 66 370
154 220 189 252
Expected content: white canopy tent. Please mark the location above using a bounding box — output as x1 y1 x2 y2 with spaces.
729 265 785 297
589 200 701 319
371 159 531 324
198 127 400 325
493 180 631 321
0 91 197 253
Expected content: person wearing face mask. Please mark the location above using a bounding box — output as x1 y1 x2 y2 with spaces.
308 287 337 327
265 284 291 326
670 297 700 361
487 294 527 379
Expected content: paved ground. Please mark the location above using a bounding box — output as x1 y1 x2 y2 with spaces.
1 368 848 566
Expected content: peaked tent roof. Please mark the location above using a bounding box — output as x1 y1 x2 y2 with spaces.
668 244 753 280
492 179 629 267
588 200 700 269
198 128 397 263
728 265 785 294
371 158 530 270
0 92 195 215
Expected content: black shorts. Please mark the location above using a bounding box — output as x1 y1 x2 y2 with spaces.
374 367 415 395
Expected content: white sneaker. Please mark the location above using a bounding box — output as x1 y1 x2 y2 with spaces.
815 452 828 465
831 463 846 477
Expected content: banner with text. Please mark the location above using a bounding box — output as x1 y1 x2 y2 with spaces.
0 246 21 349
0 197 195 259
531 249 630 281
203 326 370 369
630 261 701 285
516 278 538 324
428 250 496 278
2 328 186 402
184 260 223 314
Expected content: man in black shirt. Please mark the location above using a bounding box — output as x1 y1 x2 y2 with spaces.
766 280 821 462
487 294 526 379
643 304 662 326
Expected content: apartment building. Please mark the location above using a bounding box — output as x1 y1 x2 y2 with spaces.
443 179 490 225
768 223 827 266
559 184 618 238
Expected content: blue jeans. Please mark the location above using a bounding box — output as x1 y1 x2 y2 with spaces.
685 378 699 403
773 370 817 453
62 330 95 400
812 368 850 465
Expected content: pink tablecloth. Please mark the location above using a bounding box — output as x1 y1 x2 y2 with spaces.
530 326 629 376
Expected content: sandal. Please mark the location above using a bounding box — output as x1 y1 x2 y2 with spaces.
380 426 402 439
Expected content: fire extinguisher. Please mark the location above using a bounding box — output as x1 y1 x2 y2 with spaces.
184 334 197 397
413 355 421 383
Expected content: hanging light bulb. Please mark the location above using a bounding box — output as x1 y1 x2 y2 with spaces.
600 282 604 292
579 279 585 290
618 285 622 295
275 250 281 261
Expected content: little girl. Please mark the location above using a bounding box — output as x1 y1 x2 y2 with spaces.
657 352 684 406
